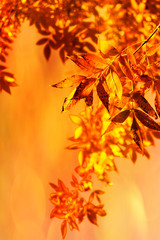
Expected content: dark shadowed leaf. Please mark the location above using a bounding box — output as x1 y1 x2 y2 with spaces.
61 220 67 239
155 91 160 117
52 75 86 88
85 91 93 106
0 54 6 62
85 42 96 52
0 65 7 70
36 38 48 45
132 91 158 119
97 80 109 111
44 44 51 60
131 115 143 151
60 47 65 63
87 211 97 225
112 110 130 123
134 109 160 131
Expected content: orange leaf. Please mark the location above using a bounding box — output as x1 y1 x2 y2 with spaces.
52 75 86 88
81 53 108 69
112 110 130 123
147 43 160 56
132 91 158 119
119 55 134 80
62 88 79 112
61 220 67 239
134 109 160 131
98 39 119 58
126 49 136 65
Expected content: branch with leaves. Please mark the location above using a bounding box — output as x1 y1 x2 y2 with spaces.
51 25 160 238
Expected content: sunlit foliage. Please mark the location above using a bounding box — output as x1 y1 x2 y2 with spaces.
1 0 160 239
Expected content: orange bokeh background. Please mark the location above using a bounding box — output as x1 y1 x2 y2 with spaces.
0 21 160 240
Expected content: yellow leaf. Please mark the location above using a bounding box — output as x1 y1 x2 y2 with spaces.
98 38 119 58
106 70 122 99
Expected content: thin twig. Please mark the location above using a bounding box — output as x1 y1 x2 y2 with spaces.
133 24 160 55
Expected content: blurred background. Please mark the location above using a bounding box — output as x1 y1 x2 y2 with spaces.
0 21 160 240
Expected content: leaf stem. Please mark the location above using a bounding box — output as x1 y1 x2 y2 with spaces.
133 24 160 55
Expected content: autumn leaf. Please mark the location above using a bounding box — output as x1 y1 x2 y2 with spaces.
132 91 158 119
85 91 93 106
62 88 79 112
126 49 136 65
97 80 109 111
134 109 160 131
131 115 143 151
155 91 160 117
147 43 160 56
98 39 119 58
36 38 48 45
106 69 123 99
87 211 97 225
112 110 130 123
52 75 86 88
44 43 51 60
61 220 67 239
81 53 108 69
119 55 135 80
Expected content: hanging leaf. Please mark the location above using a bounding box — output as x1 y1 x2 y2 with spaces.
74 78 95 99
134 109 160 131
52 75 86 88
44 43 51 60
126 49 136 65
106 69 122 99
61 220 67 239
112 109 130 123
155 91 160 117
36 38 48 45
97 80 109 111
69 55 93 71
132 91 158 119
131 115 143 151
98 39 119 58
81 53 108 69
87 211 97 225
62 88 79 112
119 55 134 80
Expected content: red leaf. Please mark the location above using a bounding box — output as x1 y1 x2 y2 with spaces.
132 91 158 119
134 109 160 131
112 110 130 123
85 91 93 106
61 220 67 239
44 44 51 60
